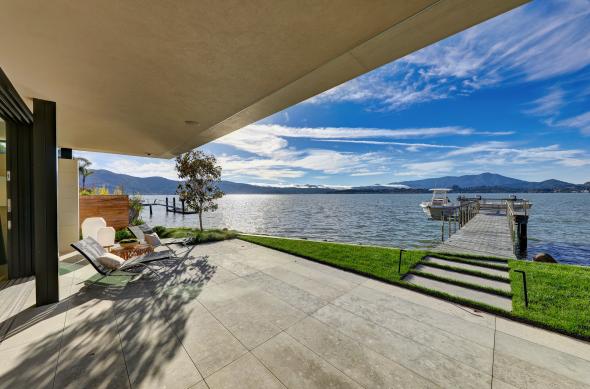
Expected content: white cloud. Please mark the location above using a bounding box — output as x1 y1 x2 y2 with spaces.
551 111 590 135
313 139 461 150
305 1 590 111
524 87 565 116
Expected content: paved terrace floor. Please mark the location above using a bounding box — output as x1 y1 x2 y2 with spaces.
1 240 589 388
434 212 517 259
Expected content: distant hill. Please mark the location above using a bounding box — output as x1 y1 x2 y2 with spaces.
84 169 337 195
393 172 578 191
85 169 588 195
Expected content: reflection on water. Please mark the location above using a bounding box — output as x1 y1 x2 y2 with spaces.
140 193 590 266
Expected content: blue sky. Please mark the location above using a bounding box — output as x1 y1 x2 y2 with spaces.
77 0 590 186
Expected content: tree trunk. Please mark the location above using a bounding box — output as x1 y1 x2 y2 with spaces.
199 210 203 231
82 175 86 190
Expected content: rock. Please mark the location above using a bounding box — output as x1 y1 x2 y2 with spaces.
533 253 557 263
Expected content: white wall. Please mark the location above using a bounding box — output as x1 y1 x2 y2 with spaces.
58 159 79 254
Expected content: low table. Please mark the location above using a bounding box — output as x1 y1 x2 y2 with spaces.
110 243 154 260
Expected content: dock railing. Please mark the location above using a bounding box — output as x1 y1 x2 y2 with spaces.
440 200 479 242
439 196 530 258
506 199 530 258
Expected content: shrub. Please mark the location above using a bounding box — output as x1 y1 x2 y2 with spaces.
115 228 133 242
129 194 143 225
152 225 168 236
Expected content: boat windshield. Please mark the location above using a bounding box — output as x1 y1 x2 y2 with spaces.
430 189 451 205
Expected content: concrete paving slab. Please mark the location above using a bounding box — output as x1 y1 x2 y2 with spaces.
494 331 590 387
286 316 437 388
413 264 512 292
252 332 363 389
332 288 494 372
55 310 130 388
167 301 248 378
0 339 62 388
0 301 68 351
114 297 203 389
205 353 286 389
355 282 497 347
279 262 359 291
211 290 306 349
291 257 368 284
197 278 260 312
243 271 327 314
3 240 588 388
261 266 344 300
405 274 513 311
495 317 590 362
422 256 509 278
312 304 491 389
361 278 497 329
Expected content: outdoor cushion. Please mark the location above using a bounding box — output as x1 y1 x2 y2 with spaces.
97 226 116 247
97 252 125 270
144 232 162 247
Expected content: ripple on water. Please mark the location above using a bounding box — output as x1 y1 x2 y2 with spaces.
140 193 590 266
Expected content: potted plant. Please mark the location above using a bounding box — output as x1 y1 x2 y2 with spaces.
119 238 139 248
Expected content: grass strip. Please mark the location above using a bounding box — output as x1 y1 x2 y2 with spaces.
510 260 590 339
409 270 513 298
239 234 423 282
426 255 510 271
419 262 510 282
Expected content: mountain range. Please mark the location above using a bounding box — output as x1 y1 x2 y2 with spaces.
85 169 589 195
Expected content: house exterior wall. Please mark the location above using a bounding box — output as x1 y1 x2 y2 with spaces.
58 159 79 254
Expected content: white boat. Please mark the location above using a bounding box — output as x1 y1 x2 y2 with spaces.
420 188 456 220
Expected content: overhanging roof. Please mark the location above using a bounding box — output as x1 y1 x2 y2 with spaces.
0 1 527 158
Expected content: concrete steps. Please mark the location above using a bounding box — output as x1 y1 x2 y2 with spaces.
407 256 512 311
412 264 511 293
422 256 509 279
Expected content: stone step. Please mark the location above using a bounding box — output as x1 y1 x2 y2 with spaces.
405 274 513 311
432 256 507 267
413 264 511 293
423 256 509 279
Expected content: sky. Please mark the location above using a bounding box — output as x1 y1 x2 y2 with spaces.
76 0 590 186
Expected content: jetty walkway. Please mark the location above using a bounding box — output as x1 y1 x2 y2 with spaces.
434 212 516 259
406 199 530 311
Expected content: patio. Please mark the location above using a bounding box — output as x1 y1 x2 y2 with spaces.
1 239 589 388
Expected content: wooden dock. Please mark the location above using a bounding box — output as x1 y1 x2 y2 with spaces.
433 211 516 259
429 197 531 259
141 197 197 215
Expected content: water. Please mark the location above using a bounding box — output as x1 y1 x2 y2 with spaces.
140 193 590 266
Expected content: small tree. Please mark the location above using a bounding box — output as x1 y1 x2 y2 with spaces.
78 157 94 190
175 150 224 231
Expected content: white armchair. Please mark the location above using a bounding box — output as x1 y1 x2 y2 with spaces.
81 217 115 247
96 226 116 247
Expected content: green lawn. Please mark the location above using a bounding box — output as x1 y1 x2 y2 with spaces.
240 234 590 339
510 260 590 338
238 235 424 282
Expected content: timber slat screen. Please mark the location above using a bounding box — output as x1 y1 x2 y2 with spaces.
79 195 130 229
